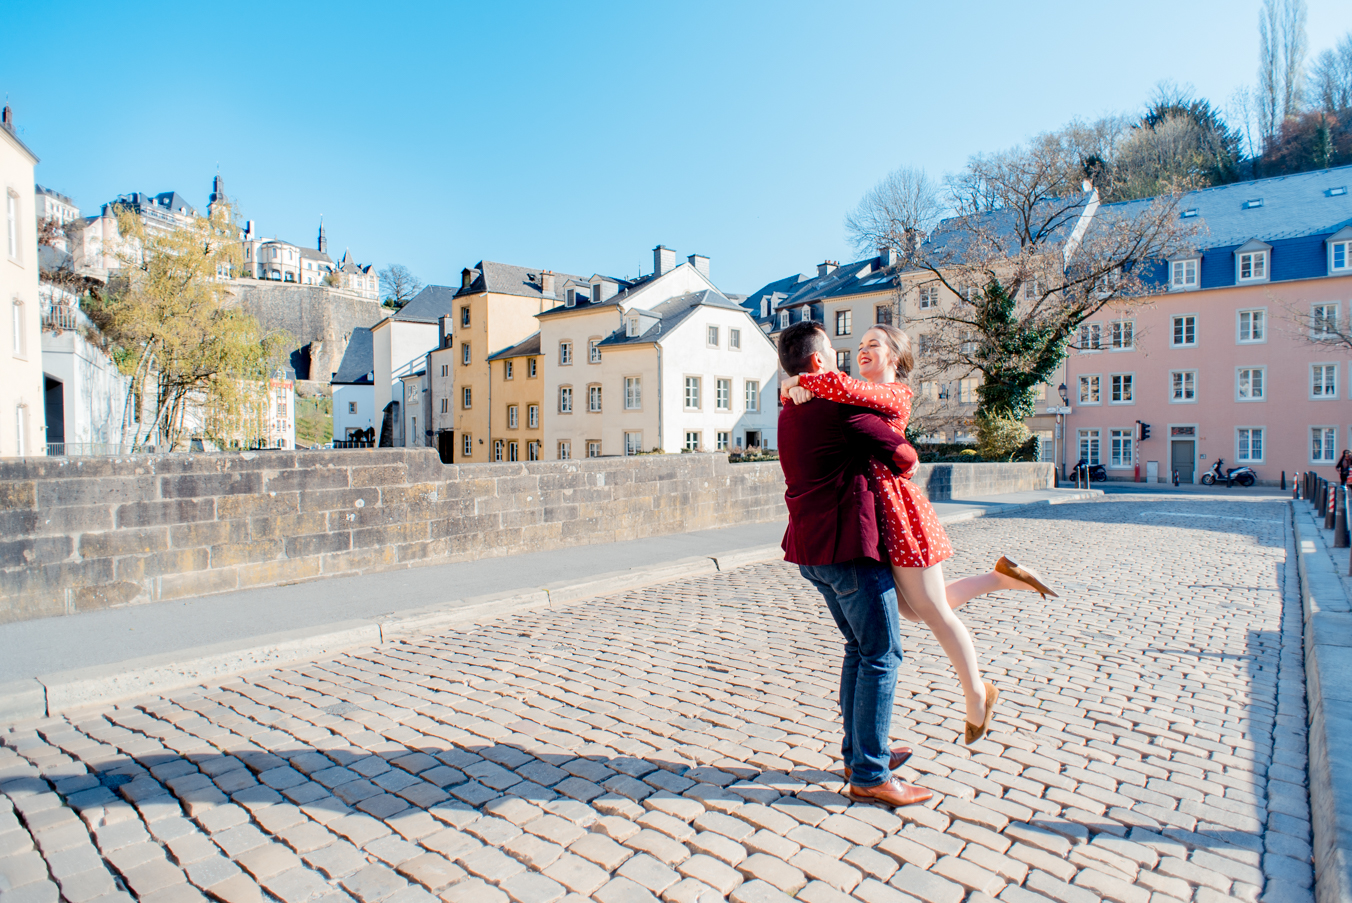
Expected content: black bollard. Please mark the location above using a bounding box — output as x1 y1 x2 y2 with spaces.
1281 471 1286 491
1336 486 1350 548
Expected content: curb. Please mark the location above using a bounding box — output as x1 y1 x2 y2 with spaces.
1289 503 1352 903
5 490 1104 723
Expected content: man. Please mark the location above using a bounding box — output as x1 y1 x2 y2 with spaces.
777 320 932 807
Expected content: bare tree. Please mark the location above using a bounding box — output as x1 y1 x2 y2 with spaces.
1280 0 1309 119
844 166 945 256
1307 33 1352 113
1258 0 1309 150
379 264 424 310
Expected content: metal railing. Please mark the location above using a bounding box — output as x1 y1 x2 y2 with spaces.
45 442 131 457
41 304 81 332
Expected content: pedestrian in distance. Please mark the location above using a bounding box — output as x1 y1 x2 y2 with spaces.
1337 449 1352 485
782 323 1058 746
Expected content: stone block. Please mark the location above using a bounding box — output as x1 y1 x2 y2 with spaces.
265 467 350 494
157 567 240 602
0 480 37 509
0 535 74 568
159 472 263 499
37 476 158 508
235 557 322 590
116 498 216 529
216 493 299 519
247 513 328 540
285 532 353 558
78 527 170 557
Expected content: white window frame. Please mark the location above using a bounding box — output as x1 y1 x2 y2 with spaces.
1237 250 1269 283
461 386 472 409
716 378 731 411
1331 240 1351 274
625 316 639 337
1078 322 1102 352
730 328 741 350
624 376 641 410
558 385 573 414
1169 370 1197 404
745 380 760 413
559 341 573 365
558 440 571 460
624 431 643 456
1312 426 1337 464
706 325 720 348
918 285 939 309
1236 427 1265 463
588 338 602 364
1236 367 1266 401
1311 363 1339 399
504 360 513 380
716 431 730 451
528 404 539 428
507 404 518 429
1109 429 1134 469
12 299 25 359
463 433 472 457
684 376 701 411
461 343 471 365
527 441 540 461
1109 320 1134 351
348 401 357 414
875 304 893 325
587 440 601 458
684 431 701 452
835 310 851 336
1109 373 1134 404
6 190 20 262
588 384 602 413
1311 303 1340 340
493 439 504 462
1078 429 1101 466
1237 309 1267 344
1170 258 1199 291
779 310 789 329
1078 374 1101 405
528 358 537 378
1171 314 1197 347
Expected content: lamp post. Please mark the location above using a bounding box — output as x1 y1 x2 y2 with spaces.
1056 383 1070 481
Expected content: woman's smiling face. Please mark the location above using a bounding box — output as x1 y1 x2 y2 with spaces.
857 327 896 383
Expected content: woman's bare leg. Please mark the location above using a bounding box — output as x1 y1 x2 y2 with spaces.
895 571 1021 622
892 562 987 724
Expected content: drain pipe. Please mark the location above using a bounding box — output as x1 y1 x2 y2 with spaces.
656 345 663 451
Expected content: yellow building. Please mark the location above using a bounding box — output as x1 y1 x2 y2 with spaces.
445 262 578 461
485 333 544 461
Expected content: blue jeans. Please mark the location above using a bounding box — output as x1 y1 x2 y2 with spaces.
799 560 903 787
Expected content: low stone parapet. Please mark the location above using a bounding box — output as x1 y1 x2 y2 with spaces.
0 451 1052 624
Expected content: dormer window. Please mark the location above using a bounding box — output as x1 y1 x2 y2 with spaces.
626 316 639 337
779 310 789 329
565 288 579 308
1328 227 1352 274
1234 239 1272 284
761 298 770 318
1170 258 1199 290
1244 198 1264 209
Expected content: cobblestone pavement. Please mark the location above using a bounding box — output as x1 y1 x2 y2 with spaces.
0 496 1315 903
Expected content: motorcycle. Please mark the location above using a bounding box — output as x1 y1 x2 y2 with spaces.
1200 458 1256 487
1069 458 1108 483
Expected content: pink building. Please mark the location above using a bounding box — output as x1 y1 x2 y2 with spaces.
1062 165 1352 485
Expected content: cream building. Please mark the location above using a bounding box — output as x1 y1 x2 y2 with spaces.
371 285 457 446
1 106 44 456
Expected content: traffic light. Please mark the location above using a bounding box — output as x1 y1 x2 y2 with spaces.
1139 422 1151 441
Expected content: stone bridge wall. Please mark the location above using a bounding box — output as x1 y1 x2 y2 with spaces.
0 452 1052 624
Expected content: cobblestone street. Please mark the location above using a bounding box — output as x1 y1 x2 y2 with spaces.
0 496 1314 903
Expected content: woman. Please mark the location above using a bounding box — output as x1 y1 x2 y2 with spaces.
783 325 1056 744
1338 449 1352 485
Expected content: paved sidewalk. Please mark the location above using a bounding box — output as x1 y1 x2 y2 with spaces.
0 494 1313 903
0 488 1096 688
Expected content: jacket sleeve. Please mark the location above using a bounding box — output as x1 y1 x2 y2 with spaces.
842 408 906 476
799 371 909 418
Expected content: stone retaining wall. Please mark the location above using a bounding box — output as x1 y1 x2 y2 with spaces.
0 452 1052 624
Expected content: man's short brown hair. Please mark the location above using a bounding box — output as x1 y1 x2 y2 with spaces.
778 320 830 375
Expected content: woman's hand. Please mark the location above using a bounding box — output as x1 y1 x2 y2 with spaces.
786 386 813 405
780 375 800 394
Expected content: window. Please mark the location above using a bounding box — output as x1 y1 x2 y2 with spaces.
876 305 893 325
1172 315 1196 347
460 307 470 327
1237 367 1265 400
621 376 641 410
1022 278 1040 301
745 380 760 412
1079 375 1100 404
1110 429 1133 468
463 433 472 457
1170 371 1196 402
918 286 939 309
508 441 518 462
588 384 602 412
684 431 701 451
1312 364 1338 398
625 431 643 456
1238 250 1268 282
1237 427 1264 462
706 325 720 347
1238 309 1266 343
441 364 448 377
462 343 471 365
11 300 24 358
716 379 731 411
462 386 472 408
684 377 701 409
1110 320 1134 351
504 360 514 380
558 440 571 460
560 341 572 365
1078 323 1101 351
836 350 851 375
348 401 357 414
440 398 448 413
508 405 519 428
958 378 978 404
6 190 19 261
1170 259 1198 289
559 386 573 413
1312 427 1337 463
528 404 538 428
527 441 540 461
1078 429 1101 465
528 358 537 378
779 310 789 329
918 335 933 355
493 440 504 462
1333 240 1351 273
587 441 601 458
730 328 741 350
835 310 852 336
1110 374 1133 403
716 431 730 451
1312 304 1339 339
589 338 601 363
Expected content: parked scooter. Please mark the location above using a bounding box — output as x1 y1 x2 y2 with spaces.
1069 458 1108 483
1199 457 1257 487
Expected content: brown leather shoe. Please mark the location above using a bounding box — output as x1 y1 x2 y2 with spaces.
994 555 1058 599
842 746 913 783
848 776 933 807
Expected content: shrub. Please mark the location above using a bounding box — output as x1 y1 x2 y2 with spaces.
976 413 1031 462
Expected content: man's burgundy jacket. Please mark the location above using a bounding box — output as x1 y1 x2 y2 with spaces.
778 397 918 566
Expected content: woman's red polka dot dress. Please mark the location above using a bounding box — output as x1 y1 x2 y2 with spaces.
798 371 953 569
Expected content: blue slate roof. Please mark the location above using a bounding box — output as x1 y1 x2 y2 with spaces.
332 327 374 384
597 290 744 348
391 285 459 323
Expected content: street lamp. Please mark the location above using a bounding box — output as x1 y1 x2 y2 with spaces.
1056 383 1070 482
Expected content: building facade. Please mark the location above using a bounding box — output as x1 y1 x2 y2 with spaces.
371 286 457 446
1 107 44 456
331 326 375 442
485 333 544 462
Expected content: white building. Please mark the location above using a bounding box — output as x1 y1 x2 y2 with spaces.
538 246 779 457
331 326 375 443
39 300 131 455
1 106 44 456
334 249 378 300
371 285 456 445
400 370 430 448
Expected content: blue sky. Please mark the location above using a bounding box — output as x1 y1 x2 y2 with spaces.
3 0 1348 294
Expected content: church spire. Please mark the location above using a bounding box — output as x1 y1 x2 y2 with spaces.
318 216 327 254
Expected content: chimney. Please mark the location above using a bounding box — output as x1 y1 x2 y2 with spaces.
653 245 676 277
686 254 709 278
461 267 476 291
439 315 453 348
1 105 11 132
879 247 898 268
540 271 557 299
817 260 838 278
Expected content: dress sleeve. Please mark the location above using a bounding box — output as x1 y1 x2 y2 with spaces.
799 371 911 419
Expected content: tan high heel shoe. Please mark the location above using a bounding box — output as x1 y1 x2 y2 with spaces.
965 681 999 745
994 556 1058 600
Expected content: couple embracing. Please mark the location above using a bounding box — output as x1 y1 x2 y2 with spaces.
776 320 1055 806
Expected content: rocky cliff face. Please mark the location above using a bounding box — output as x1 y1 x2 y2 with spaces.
228 281 385 382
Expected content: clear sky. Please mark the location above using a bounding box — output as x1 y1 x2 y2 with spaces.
3 0 1348 295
